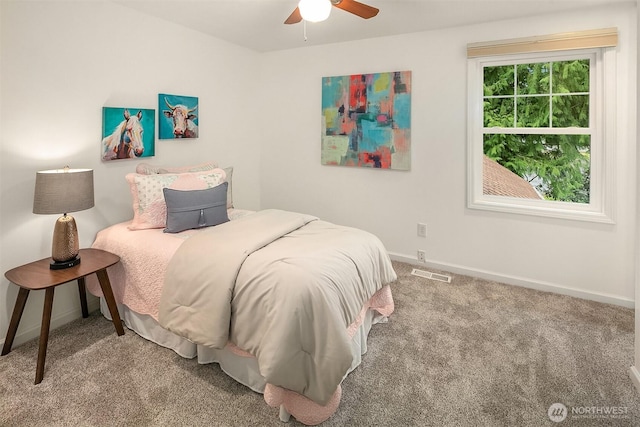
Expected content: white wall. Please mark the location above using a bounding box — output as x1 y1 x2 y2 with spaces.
258 3 638 307
0 1 637 350
0 1 261 347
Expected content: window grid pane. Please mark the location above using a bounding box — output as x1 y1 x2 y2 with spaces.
483 59 590 130
480 55 593 204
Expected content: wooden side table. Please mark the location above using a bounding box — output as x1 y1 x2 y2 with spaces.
2 248 125 384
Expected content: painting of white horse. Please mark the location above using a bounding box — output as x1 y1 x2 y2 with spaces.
102 107 155 161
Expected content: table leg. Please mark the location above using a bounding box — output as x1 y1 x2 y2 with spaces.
1 287 30 356
77 277 89 318
35 287 54 385
95 269 124 336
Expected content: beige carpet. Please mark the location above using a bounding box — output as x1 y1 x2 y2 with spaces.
0 261 637 426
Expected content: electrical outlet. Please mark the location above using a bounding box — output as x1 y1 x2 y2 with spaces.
417 250 426 263
417 223 427 237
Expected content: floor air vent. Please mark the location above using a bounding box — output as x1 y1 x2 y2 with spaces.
411 268 452 283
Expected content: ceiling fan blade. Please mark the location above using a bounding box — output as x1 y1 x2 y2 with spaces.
284 7 303 24
333 0 379 19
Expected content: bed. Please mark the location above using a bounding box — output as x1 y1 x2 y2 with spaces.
85 162 397 425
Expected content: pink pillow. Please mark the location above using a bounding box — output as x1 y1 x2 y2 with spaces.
126 169 226 230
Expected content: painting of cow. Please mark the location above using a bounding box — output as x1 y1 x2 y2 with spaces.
102 107 155 161
159 94 199 139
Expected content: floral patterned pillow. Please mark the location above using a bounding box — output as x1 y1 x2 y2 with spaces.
126 168 227 230
136 161 234 209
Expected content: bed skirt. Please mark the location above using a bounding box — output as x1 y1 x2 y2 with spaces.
98 284 393 425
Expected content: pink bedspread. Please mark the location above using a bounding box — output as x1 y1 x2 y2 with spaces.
86 210 252 317
86 222 184 318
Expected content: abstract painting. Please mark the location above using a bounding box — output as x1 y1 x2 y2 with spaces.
159 93 199 139
102 107 155 161
321 71 411 170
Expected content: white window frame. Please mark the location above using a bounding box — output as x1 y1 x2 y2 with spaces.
467 47 616 223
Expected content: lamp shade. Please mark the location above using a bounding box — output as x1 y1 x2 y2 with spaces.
298 0 332 22
33 168 94 215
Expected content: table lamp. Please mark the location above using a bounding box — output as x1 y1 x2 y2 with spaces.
33 167 95 269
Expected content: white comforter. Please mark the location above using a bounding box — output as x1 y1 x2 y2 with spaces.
158 209 397 405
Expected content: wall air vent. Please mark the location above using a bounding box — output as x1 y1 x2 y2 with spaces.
411 268 452 283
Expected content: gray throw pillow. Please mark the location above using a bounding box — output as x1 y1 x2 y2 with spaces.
163 183 229 233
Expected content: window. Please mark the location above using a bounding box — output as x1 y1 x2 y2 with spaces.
467 30 617 223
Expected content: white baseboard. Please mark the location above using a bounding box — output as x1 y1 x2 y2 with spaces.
389 252 634 309
0 298 100 350
629 366 640 394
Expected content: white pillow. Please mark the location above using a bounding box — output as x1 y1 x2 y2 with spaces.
135 161 218 175
222 166 233 209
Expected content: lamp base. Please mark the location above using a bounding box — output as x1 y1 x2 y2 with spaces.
51 214 80 267
50 255 81 270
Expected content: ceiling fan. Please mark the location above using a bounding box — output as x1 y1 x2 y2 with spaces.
284 0 379 24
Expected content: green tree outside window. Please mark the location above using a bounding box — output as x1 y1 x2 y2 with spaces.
483 59 591 203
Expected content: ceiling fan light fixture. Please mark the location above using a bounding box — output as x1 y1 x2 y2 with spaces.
298 0 332 23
